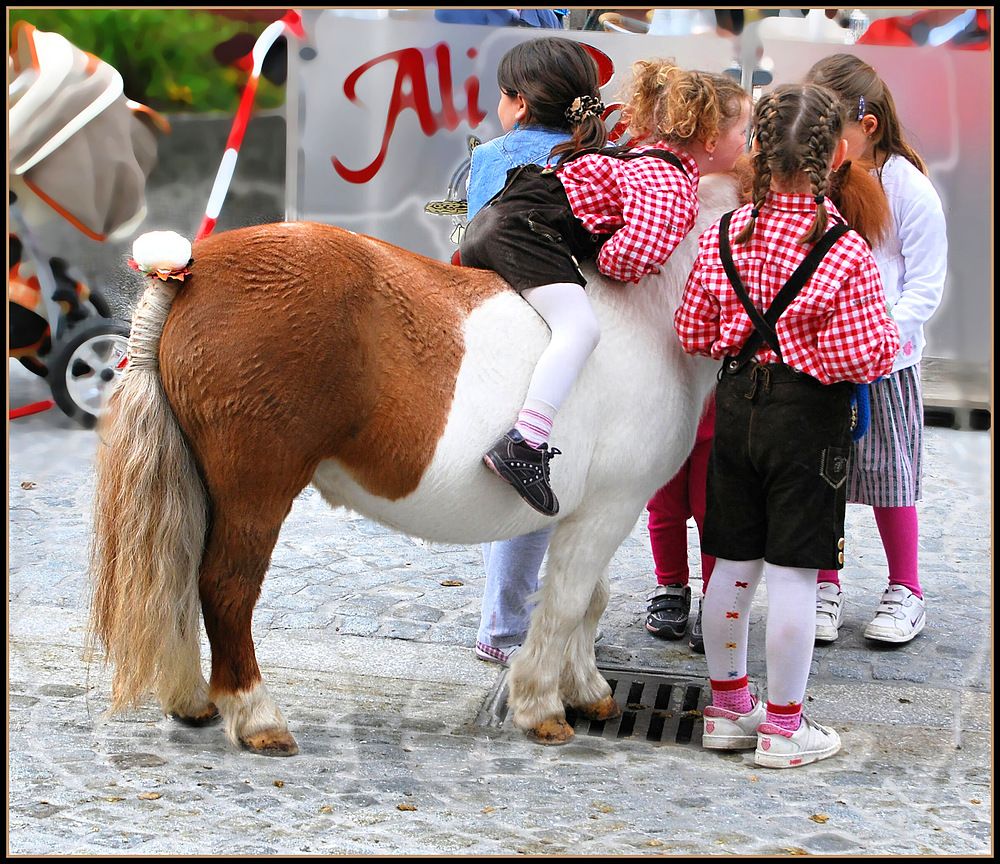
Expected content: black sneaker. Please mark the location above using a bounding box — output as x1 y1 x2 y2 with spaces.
689 604 705 654
645 584 691 640
483 429 560 516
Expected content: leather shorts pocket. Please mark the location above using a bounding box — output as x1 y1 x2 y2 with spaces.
819 446 849 489
526 210 565 245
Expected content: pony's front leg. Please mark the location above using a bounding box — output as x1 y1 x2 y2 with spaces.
507 504 639 743
199 494 298 756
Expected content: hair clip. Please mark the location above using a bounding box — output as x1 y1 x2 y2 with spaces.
857 95 866 121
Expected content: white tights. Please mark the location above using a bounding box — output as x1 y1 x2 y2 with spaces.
704 557 818 708
520 282 601 414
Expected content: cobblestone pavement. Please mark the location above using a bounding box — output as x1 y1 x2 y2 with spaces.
7 361 993 856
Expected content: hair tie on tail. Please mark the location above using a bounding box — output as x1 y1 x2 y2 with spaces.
128 231 193 281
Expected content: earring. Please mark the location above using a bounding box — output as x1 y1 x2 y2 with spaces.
708 153 714 161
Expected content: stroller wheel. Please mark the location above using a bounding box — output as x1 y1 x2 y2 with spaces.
49 319 130 429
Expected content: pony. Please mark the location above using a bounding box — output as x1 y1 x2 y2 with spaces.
87 162 887 757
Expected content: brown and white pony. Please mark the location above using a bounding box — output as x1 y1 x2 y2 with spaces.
87 163 887 756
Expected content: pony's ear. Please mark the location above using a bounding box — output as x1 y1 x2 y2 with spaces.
828 159 891 248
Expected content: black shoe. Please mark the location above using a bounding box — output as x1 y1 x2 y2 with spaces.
645 584 691 640
689 604 705 654
483 429 560 516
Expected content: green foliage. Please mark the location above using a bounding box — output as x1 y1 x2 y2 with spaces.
8 8 285 113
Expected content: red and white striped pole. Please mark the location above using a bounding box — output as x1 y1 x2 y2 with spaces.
194 10 305 242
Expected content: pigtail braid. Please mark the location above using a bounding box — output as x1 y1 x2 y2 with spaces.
739 84 846 245
736 99 778 244
800 94 840 243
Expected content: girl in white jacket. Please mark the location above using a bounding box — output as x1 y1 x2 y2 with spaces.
805 53 948 645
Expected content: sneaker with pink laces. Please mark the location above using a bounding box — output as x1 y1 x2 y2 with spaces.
755 714 841 768
702 699 766 750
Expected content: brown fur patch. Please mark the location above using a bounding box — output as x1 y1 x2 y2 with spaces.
159 222 509 503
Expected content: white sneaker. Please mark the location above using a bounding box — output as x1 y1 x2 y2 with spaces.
703 699 766 750
863 585 926 643
815 581 844 642
755 714 841 769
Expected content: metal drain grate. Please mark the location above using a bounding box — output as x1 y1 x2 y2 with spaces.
477 666 710 746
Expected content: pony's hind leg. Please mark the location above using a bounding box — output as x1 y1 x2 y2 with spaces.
560 569 620 723
198 481 303 756
507 503 638 743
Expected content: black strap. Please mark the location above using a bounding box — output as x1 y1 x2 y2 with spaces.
719 210 851 368
560 145 687 175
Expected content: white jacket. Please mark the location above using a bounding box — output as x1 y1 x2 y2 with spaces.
874 154 948 373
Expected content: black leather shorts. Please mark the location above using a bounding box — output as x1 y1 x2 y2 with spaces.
459 164 603 292
702 361 855 570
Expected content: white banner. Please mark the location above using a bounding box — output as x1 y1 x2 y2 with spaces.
286 11 991 365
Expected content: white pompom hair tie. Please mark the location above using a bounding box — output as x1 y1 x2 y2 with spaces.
128 231 193 281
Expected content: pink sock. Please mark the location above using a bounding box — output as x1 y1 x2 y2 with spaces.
514 401 555 449
874 506 921 597
711 675 754 714
817 569 840 588
765 701 802 732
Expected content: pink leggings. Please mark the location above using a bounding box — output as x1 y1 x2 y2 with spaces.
648 398 717 590
818 505 921 597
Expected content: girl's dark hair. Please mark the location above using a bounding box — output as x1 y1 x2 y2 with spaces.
496 37 607 165
804 53 927 177
738 83 845 245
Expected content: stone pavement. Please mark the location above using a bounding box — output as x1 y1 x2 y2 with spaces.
7 360 993 856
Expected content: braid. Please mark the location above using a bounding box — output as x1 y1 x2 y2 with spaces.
738 84 845 246
735 98 778 244
800 98 839 242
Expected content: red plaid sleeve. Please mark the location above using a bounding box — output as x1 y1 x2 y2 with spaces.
596 157 698 283
560 146 699 284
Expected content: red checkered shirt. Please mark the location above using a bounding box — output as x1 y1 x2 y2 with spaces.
674 193 900 385
558 144 699 284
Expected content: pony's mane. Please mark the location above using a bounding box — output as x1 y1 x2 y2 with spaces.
728 153 891 248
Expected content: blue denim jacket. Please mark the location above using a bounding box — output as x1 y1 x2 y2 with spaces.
466 126 572 219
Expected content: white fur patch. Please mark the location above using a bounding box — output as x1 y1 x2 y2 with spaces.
132 231 192 272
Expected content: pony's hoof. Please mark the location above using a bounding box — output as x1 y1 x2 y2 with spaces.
571 694 620 722
525 717 575 745
171 703 220 727
240 729 299 757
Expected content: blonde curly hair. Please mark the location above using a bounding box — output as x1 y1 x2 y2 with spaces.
618 58 743 147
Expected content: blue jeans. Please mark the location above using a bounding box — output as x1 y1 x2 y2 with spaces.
476 527 554 649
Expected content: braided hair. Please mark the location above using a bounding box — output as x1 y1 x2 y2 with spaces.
737 83 844 245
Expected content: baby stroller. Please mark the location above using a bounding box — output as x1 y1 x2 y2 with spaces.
8 21 167 428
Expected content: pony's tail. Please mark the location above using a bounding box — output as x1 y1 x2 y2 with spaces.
87 232 209 716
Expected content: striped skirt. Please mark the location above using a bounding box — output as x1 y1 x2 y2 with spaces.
846 364 923 507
